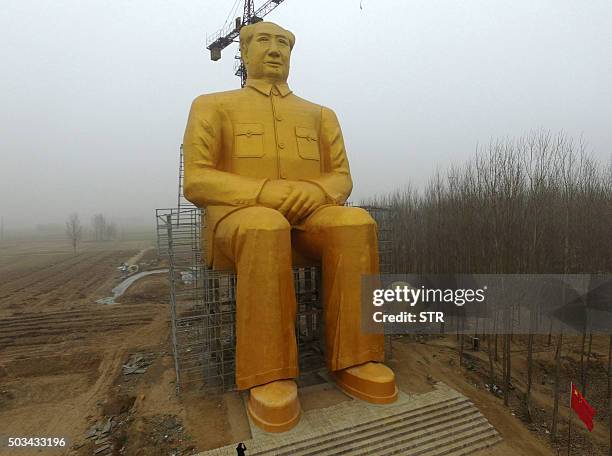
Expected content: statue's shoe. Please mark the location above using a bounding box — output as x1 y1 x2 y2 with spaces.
247 379 301 433
334 362 398 404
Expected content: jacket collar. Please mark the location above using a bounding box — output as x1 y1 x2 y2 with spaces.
245 79 292 97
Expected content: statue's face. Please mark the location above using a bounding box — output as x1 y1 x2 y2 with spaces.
243 23 291 82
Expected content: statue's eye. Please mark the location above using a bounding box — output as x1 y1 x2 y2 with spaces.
278 39 289 47
257 36 269 42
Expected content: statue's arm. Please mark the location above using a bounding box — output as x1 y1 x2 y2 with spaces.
183 95 268 207
303 106 353 205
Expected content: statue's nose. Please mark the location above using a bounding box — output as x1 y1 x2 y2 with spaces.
268 41 280 56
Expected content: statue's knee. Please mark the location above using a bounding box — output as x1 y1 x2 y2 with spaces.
318 206 376 228
239 207 290 232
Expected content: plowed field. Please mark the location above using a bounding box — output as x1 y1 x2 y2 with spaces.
0 239 173 454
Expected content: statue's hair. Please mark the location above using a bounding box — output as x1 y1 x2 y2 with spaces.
239 21 295 56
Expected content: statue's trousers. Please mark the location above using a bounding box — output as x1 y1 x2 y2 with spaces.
213 205 385 390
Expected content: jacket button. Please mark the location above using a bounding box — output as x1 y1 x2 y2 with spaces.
275 115 283 121
246 131 252 137
278 142 285 149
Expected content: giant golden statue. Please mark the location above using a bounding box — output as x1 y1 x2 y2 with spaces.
184 21 397 432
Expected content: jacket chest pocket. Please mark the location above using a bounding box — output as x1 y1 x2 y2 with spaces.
295 127 320 161
234 123 265 157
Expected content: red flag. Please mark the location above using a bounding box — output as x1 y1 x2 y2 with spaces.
571 383 596 431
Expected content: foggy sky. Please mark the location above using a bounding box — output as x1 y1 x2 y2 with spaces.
1 0 611 228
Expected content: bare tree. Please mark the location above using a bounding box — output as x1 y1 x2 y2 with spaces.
65 213 83 254
104 220 118 241
92 214 105 241
91 213 118 241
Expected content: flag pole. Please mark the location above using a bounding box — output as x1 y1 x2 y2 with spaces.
568 382 573 456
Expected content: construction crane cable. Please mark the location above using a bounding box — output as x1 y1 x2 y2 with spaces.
223 0 242 29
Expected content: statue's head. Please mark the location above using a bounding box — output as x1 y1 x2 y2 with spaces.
239 21 295 83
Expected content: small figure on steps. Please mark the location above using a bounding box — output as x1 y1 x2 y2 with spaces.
236 442 247 456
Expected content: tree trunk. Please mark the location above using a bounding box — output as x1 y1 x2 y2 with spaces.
580 326 587 391
525 332 534 421
494 313 499 362
548 320 553 347
495 334 498 362
608 334 612 456
504 333 511 407
488 325 495 391
456 314 460 341
551 332 563 441
584 332 592 396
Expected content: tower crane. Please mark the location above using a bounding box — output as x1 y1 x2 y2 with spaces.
206 0 287 87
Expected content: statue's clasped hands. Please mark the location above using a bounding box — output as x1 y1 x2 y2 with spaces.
258 180 327 225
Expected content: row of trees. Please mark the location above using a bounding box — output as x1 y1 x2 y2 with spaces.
371 130 611 275
369 130 611 450
65 213 118 253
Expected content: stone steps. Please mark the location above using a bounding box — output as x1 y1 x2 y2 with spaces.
267 397 473 456
366 419 499 456
419 430 502 456
287 410 495 456
196 383 502 456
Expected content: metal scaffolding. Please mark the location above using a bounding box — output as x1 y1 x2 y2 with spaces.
157 208 321 393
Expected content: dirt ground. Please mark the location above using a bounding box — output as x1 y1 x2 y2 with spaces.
0 237 608 455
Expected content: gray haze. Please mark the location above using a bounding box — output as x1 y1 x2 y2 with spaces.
1 0 611 228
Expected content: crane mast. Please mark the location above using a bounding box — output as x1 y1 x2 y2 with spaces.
206 0 286 87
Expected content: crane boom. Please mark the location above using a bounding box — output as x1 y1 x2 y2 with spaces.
253 0 285 20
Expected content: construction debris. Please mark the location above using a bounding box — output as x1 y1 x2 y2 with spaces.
84 417 115 455
123 353 154 375
180 270 194 284
117 262 139 276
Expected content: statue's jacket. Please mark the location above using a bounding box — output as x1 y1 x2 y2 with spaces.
183 79 353 267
